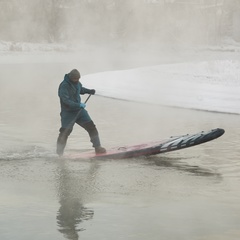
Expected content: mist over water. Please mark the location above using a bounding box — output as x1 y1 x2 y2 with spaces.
1 1 240 49
1 1 240 240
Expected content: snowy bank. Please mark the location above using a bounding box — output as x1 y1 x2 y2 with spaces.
0 41 239 114
0 40 72 52
83 60 240 115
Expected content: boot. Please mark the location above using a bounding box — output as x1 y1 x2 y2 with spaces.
56 128 72 156
95 146 106 154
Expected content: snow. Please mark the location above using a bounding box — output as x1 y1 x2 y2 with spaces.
83 60 240 114
1 40 240 115
0 40 71 52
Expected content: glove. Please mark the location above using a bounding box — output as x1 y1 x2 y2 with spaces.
88 89 96 95
80 103 86 108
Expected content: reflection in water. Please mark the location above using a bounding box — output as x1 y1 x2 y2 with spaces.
56 160 98 240
57 201 93 239
150 156 222 179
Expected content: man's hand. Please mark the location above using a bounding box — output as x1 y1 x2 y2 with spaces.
88 89 96 95
80 103 86 108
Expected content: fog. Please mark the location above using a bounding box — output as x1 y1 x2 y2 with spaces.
1 0 240 48
1 0 240 151
1 2 240 240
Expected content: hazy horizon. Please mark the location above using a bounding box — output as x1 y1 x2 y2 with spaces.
0 0 240 49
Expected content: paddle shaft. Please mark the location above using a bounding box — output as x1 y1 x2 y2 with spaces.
76 94 92 117
84 94 92 105
66 94 92 129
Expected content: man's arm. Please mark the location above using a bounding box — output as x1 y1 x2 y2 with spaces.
80 87 95 95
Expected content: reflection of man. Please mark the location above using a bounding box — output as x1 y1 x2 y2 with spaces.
57 199 94 240
56 69 106 156
56 162 95 240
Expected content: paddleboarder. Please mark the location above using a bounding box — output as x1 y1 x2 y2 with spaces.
56 69 106 156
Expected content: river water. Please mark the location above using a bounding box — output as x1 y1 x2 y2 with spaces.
0 52 240 240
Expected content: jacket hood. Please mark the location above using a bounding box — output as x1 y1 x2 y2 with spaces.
64 74 79 85
64 74 71 83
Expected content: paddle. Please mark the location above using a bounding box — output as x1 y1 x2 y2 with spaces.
66 94 92 129
83 94 92 105
76 93 92 117
57 94 93 156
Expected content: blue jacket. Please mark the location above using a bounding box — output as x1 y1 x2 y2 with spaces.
58 74 92 128
58 74 91 112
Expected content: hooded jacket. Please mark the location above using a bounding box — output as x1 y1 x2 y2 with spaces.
58 74 91 112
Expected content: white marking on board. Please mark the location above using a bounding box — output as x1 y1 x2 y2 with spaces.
180 134 202 145
160 137 185 150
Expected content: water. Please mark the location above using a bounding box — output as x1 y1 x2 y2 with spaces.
0 93 240 240
0 52 240 239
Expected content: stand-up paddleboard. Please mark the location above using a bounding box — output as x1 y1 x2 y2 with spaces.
69 128 224 160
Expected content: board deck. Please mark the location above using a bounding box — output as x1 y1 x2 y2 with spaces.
68 128 224 160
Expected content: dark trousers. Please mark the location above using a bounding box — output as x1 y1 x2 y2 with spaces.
56 120 101 156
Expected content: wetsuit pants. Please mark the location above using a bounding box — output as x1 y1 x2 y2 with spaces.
56 120 101 156
56 107 102 156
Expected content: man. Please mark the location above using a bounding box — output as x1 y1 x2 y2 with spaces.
57 69 106 156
